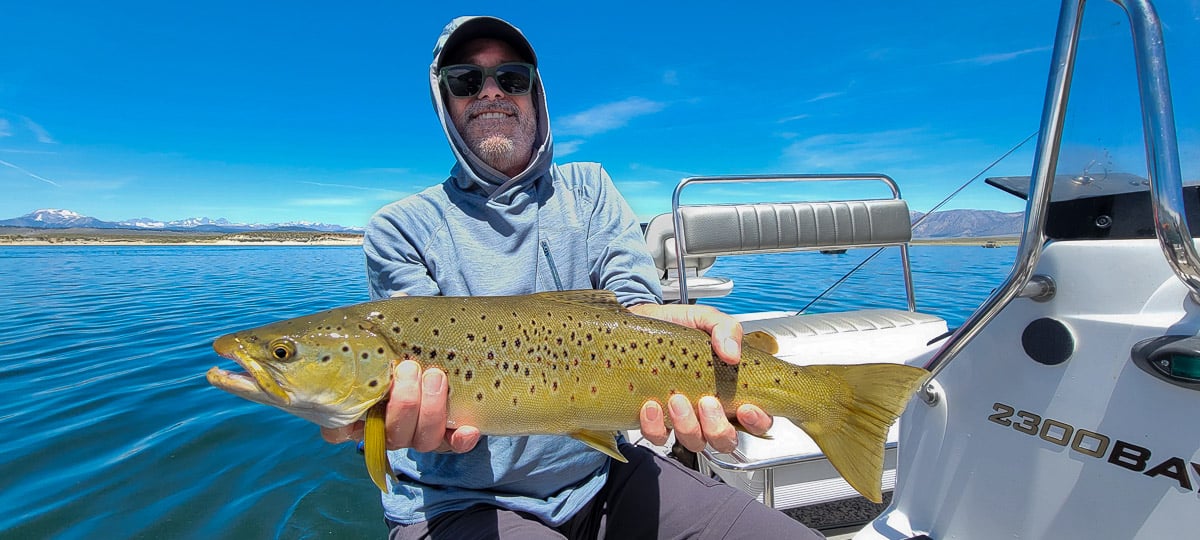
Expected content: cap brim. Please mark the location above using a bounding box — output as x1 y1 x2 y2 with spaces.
439 17 536 68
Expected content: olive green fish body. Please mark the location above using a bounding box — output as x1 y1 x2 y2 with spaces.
208 290 929 502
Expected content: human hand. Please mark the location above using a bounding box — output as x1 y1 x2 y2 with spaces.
320 360 482 452
627 303 773 453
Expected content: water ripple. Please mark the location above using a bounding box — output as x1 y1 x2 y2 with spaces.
0 244 1014 537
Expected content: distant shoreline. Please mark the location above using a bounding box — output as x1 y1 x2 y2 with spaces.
0 228 364 246
0 228 1018 247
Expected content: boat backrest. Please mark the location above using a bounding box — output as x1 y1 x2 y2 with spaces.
644 212 716 279
672 199 912 258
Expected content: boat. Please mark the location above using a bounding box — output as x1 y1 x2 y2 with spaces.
627 0 1198 537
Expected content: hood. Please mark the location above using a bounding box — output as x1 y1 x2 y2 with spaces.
431 16 554 205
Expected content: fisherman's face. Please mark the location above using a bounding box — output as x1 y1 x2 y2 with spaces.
445 39 538 178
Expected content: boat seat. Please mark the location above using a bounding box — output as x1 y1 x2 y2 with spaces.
740 308 946 363
643 213 733 301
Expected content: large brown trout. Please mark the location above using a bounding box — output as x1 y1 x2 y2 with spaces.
207 290 928 502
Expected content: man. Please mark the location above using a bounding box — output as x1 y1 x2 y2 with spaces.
324 16 825 539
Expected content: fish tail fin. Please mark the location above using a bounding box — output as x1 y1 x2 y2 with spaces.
793 364 929 503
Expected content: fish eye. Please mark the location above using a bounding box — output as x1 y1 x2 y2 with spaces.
269 339 296 361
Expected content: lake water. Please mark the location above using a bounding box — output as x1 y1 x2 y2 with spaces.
0 244 1015 538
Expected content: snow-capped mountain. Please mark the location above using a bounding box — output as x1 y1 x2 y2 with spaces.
0 209 362 233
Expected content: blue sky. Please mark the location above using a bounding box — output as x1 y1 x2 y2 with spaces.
3 1 1198 226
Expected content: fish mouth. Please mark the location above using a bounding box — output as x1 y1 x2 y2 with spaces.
208 333 292 406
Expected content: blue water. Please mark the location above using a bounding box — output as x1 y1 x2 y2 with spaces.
0 244 1015 538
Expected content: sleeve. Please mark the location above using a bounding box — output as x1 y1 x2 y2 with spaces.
363 203 443 301
586 166 664 307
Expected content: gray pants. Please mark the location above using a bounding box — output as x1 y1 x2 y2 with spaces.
387 444 825 540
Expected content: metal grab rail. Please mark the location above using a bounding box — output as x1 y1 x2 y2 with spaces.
668 174 914 307
921 0 1194 400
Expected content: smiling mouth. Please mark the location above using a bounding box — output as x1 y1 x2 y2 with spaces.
472 111 512 120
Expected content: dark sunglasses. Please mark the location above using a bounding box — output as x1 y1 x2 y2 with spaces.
439 62 535 98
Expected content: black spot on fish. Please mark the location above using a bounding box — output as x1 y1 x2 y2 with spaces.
628 382 634 392
652 368 659 376
657 337 664 344
412 346 422 355
586 333 593 341
494 380 501 389
514 338 522 347
361 352 370 360
529 385 535 394
447 352 456 361
481 314 487 320
449 317 456 324
413 317 419 323
681 347 688 356
695 371 702 379
465 370 473 381
512 397 518 405
487 351 494 360
774 378 781 385
321 355 331 363
476 392 484 402
342 346 350 353
467 333 475 341
513 363 520 373
392 326 400 333
497 324 504 331
429 351 437 359
433 329 440 336
552 381 559 391
669 360 677 369
377 347 385 355
524 367 530 376
590 385 597 395
637 357 644 365
369 380 378 387
503 362 510 370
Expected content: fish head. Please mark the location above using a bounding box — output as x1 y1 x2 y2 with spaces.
207 308 395 428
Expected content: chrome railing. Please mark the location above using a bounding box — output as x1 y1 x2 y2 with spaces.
921 0 1193 402
668 174 915 308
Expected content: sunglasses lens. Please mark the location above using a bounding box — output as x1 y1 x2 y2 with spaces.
494 64 532 95
443 66 483 97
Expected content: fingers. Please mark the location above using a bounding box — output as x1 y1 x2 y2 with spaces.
639 400 669 446
446 425 482 453
628 303 744 365
385 361 424 450
667 394 704 452
735 404 773 436
696 396 738 453
664 394 741 454
411 368 449 452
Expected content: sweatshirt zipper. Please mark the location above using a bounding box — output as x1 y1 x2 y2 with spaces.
540 240 565 291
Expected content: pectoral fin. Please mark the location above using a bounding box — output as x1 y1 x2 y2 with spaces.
364 402 394 492
570 430 628 462
743 331 780 355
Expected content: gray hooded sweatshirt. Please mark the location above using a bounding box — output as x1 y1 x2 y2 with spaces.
362 16 662 526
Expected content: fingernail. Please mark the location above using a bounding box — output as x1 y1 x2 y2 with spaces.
699 396 724 420
668 395 691 418
722 337 740 357
422 370 444 395
396 361 419 379
644 402 661 422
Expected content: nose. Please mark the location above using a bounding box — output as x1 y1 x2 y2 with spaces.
477 74 505 99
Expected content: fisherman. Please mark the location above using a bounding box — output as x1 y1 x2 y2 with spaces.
322 16 825 539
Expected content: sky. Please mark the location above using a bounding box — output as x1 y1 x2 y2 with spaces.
2 1 1198 226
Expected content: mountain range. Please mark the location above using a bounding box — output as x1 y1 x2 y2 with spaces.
0 208 1023 238
0 209 363 234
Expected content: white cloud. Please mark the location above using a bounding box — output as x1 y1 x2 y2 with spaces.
806 91 845 103
782 128 931 171
557 97 667 137
949 46 1051 66
555 139 584 157
777 114 811 124
21 116 56 144
0 158 60 186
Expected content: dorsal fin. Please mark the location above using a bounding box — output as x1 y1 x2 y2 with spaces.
532 290 630 313
744 330 780 355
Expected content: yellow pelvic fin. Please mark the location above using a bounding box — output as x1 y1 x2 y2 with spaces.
570 430 628 462
743 330 780 355
364 402 394 493
796 364 929 503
